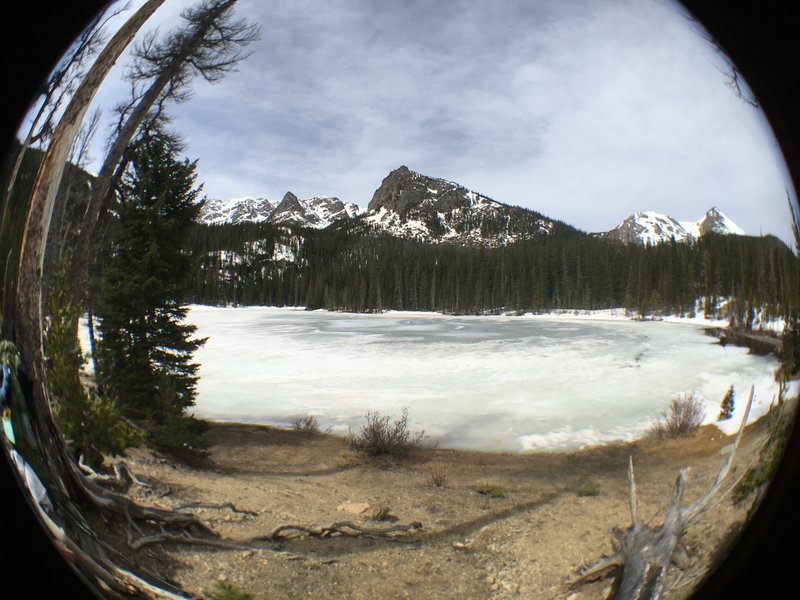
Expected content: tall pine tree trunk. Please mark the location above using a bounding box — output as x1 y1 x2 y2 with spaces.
16 0 165 378
13 0 165 507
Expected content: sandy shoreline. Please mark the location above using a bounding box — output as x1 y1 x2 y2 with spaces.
117 408 784 599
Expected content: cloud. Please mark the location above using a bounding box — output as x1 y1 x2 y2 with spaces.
83 0 795 242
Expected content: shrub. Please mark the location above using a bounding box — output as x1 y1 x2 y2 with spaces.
370 505 398 522
143 371 209 465
718 385 735 421
733 405 792 503
146 411 210 466
292 415 321 435
652 393 705 437
474 484 505 498
577 483 600 497
204 580 255 600
427 463 449 488
347 408 425 457
56 390 143 467
45 258 141 466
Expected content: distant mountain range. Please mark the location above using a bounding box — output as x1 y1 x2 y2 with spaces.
197 166 746 246
199 193 360 229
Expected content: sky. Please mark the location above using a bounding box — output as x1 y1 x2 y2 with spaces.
32 0 798 242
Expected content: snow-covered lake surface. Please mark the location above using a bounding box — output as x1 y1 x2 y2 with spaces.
181 306 784 452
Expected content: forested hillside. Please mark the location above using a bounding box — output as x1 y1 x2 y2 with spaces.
189 219 800 323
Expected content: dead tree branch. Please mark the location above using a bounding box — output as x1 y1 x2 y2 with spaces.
574 385 755 600
69 0 260 308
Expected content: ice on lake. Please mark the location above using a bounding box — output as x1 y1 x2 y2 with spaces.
184 306 781 452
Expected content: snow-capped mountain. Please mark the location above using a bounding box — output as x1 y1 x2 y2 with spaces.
602 207 745 245
681 207 746 238
198 196 276 225
269 192 361 229
363 166 578 246
197 193 360 229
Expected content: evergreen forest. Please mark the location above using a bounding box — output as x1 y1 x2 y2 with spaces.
188 219 800 325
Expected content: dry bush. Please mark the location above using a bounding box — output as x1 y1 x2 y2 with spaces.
291 415 321 435
370 505 398 522
347 408 425 457
652 393 705 437
577 482 600 497
473 483 505 498
427 463 449 488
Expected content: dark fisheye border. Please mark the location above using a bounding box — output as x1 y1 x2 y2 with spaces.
1 1 798 598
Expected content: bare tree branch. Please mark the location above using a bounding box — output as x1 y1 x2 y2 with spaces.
683 12 759 108
69 0 260 308
574 385 755 599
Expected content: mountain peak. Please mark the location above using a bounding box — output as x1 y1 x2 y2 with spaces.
365 167 577 246
603 207 744 245
281 191 300 203
696 206 745 236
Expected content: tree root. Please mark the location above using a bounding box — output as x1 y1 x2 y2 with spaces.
78 453 152 492
261 520 424 541
171 501 258 517
127 532 284 554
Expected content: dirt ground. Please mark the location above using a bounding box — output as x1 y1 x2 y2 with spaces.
118 411 782 600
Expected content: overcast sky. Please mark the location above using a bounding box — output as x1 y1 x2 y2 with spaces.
70 0 796 242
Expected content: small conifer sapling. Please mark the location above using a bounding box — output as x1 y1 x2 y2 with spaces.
718 385 735 421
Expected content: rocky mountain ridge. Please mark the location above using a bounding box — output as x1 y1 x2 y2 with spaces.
362 166 579 247
198 193 361 229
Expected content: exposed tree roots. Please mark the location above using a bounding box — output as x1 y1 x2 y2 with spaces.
261 520 424 542
65 449 427 597
171 501 258 516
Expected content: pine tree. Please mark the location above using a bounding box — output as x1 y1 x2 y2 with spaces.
777 311 800 381
95 133 208 462
45 257 141 467
718 385 735 421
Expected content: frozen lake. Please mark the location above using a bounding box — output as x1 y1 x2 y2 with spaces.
185 306 781 452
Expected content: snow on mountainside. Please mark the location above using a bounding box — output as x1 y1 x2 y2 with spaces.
602 207 745 245
198 197 276 225
682 207 746 237
197 194 360 229
269 192 361 228
363 165 578 246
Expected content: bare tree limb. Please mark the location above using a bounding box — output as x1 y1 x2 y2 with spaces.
69 0 260 307
574 385 755 599
682 386 754 525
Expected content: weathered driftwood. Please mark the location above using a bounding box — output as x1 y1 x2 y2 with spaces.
574 385 754 600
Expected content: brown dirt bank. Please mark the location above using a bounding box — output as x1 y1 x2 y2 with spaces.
120 413 782 599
